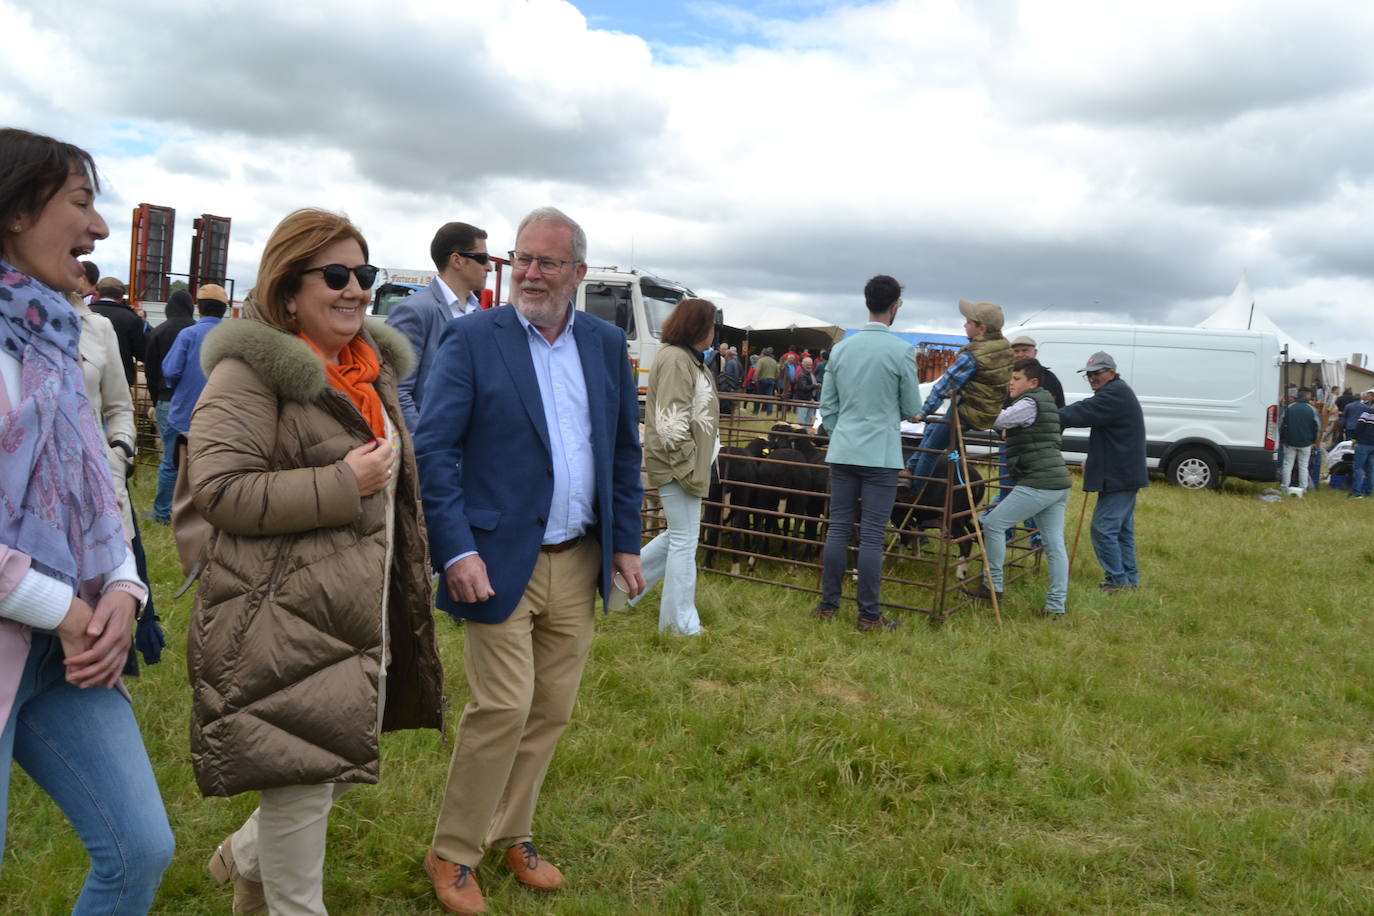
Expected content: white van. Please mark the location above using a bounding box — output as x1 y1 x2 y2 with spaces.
1016 323 1282 489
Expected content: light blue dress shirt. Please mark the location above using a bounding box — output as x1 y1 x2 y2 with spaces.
517 307 597 544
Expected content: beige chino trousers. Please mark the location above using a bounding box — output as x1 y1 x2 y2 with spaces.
432 538 600 866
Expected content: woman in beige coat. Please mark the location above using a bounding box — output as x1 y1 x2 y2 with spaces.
185 209 444 915
631 298 719 635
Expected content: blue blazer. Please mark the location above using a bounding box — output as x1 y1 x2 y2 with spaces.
413 305 644 624
385 279 453 431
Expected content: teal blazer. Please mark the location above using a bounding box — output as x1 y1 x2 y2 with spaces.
819 323 922 469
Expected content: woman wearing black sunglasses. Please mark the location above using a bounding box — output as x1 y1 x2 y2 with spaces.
182 208 445 914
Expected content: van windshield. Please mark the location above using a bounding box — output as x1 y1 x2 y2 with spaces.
641 281 687 338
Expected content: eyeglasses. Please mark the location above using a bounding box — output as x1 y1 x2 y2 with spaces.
508 250 577 275
301 264 379 290
1086 368 1109 378
453 251 491 266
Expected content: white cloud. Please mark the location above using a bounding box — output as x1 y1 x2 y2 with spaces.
3 0 1371 360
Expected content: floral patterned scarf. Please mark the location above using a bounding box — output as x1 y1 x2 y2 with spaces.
0 262 126 587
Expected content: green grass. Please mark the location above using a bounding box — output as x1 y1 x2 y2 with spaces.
5 472 1374 913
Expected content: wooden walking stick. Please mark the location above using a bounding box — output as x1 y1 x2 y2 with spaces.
1069 485 1092 573
953 410 1001 626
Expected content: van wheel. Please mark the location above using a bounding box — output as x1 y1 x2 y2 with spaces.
1167 447 1222 490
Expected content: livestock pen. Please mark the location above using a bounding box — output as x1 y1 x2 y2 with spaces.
639 390 1045 623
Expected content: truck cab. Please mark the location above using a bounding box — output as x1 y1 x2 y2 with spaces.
370 268 438 317
576 267 698 392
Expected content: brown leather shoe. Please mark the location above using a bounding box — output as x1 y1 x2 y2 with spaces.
504 842 564 892
425 848 487 915
811 604 838 621
207 834 266 915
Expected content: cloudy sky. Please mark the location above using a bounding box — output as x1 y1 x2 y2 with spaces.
6 0 1372 359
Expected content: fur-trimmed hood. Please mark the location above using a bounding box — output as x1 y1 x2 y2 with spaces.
199 316 415 402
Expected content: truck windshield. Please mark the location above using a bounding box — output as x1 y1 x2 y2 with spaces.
641 282 687 338
371 283 416 317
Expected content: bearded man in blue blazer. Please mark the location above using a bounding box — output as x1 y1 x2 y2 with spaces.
413 206 645 914
385 220 493 430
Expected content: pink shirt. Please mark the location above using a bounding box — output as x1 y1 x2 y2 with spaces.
0 377 32 727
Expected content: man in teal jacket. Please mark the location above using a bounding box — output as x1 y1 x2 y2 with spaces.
812 275 922 631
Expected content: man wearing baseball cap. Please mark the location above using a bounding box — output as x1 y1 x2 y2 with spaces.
1009 336 1064 407
907 299 1014 497
1057 351 1148 591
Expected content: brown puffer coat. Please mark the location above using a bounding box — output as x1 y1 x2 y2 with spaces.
186 317 444 797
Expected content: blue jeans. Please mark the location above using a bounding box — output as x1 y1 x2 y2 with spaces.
994 442 1038 530
1353 444 1374 496
1 633 173 913
796 405 816 427
151 401 178 523
631 480 704 635
757 378 776 414
980 486 1070 613
1091 489 1139 586
907 415 952 497
1280 445 1312 490
819 465 899 621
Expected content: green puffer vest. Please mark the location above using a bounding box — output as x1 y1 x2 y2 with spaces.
956 334 1013 429
1006 387 1071 490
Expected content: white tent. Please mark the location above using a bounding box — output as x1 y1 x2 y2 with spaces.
725 304 845 340
722 304 845 353
1198 274 1345 391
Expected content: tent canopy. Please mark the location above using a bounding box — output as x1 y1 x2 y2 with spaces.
1198 274 1332 363
722 305 845 354
1199 274 1345 392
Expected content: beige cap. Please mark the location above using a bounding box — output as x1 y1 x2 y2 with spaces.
1010 335 1036 348
196 283 230 304
958 299 1004 332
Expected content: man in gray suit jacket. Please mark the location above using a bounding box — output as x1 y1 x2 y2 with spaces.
386 221 493 430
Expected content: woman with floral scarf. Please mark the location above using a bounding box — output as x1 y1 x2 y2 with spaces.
0 128 172 913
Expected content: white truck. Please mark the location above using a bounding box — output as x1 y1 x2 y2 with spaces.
371 268 438 317
575 267 699 392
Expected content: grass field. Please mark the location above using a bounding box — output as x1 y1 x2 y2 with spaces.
4 471 1374 914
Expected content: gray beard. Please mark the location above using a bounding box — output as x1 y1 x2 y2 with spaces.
513 286 575 330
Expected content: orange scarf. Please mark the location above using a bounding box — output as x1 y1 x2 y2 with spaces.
298 333 386 439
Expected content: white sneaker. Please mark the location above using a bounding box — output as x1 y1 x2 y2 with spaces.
1287 486 1304 497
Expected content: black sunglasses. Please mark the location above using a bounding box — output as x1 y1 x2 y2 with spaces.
301 264 379 290
453 251 491 266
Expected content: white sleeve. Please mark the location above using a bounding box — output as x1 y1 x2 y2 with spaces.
0 567 74 630
102 551 142 589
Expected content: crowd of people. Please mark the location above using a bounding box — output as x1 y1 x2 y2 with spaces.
1271 385 1374 498
0 127 651 916
4 123 1353 915
810 277 1148 630
732 343 826 420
